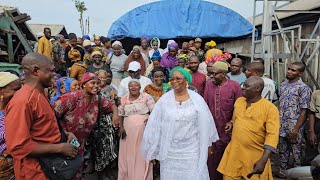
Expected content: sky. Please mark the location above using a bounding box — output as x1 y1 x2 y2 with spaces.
1 0 269 37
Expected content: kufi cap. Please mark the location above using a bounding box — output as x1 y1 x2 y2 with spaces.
0 72 19 88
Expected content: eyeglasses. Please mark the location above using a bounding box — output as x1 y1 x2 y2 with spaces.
169 77 185 82
207 72 224 76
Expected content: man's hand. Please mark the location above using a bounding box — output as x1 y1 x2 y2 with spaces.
65 132 77 143
249 159 267 176
208 146 213 157
225 122 233 134
59 143 78 159
309 131 317 146
287 131 298 144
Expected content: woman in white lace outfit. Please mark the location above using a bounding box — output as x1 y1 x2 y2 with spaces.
142 66 219 180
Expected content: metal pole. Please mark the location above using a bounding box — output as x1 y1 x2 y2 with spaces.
262 0 273 75
251 0 257 62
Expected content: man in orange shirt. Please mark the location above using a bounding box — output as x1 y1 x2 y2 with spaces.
5 52 78 179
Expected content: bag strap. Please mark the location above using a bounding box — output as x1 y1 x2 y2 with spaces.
97 95 102 137
95 95 102 151
56 116 67 143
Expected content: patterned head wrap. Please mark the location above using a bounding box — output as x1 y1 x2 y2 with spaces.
169 66 192 84
177 54 190 62
81 72 98 86
151 50 161 61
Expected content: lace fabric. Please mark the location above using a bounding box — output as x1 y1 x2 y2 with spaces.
142 90 219 179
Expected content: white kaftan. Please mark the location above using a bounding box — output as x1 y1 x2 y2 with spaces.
142 90 219 180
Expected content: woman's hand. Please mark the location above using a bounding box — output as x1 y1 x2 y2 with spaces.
112 115 121 129
118 126 126 139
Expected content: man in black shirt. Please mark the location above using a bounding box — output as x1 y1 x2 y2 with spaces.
64 33 85 68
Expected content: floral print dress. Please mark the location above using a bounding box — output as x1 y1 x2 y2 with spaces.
94 85 118 171
52 90 112 180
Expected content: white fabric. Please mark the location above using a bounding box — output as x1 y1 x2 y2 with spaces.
118 76 152 97
142 89 219 180
261 77 277 101
112 40 122 48
163 40 176 53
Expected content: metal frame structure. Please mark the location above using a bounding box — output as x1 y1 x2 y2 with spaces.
251 0 320 89
0 8 34 63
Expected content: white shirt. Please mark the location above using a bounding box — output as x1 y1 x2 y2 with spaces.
262 77 277 101
118 76 152 97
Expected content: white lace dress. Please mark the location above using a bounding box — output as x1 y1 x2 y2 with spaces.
161 99 202 179
142 90 219 180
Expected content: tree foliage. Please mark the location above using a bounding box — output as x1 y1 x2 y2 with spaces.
73 0 90 36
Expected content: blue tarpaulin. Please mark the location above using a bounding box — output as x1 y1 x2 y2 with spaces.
107 0 254 40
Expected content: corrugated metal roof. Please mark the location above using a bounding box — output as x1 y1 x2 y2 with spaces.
247 0 320 26
28 24 67 38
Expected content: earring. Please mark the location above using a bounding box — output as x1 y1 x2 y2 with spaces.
0 95 3 102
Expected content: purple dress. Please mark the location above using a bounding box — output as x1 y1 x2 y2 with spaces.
160 52 178 70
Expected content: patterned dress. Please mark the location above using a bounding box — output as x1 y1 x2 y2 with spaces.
0 111 14 180
144 84 170 102
52 90 113 180
94 85 118 171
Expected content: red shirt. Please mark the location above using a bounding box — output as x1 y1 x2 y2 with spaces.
191 72 207 96
5 84 61 180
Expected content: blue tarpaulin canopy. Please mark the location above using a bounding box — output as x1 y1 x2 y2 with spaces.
107 0 254 40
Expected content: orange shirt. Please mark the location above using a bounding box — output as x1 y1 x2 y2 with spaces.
5 84 60 180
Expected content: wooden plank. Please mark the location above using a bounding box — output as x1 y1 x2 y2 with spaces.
12 14 28 22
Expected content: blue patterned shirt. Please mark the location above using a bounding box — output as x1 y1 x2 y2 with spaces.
279 80 312 137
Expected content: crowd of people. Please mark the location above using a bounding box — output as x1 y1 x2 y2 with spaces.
0 27 320 180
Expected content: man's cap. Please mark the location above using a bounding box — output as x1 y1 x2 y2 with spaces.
128 61 141 71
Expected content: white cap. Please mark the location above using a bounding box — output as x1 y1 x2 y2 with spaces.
128 61 141 71
37 32 43 38
83 39 91 47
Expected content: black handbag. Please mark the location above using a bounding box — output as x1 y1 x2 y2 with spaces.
38 119 82 180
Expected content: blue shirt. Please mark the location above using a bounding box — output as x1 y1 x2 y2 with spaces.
227 72 246 86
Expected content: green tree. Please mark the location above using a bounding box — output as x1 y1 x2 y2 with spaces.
73 0 89 36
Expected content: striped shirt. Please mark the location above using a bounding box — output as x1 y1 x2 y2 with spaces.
0 111 6 154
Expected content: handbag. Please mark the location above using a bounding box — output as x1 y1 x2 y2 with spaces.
37 119 82 180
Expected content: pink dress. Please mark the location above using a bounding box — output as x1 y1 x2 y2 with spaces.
118 92 155 180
